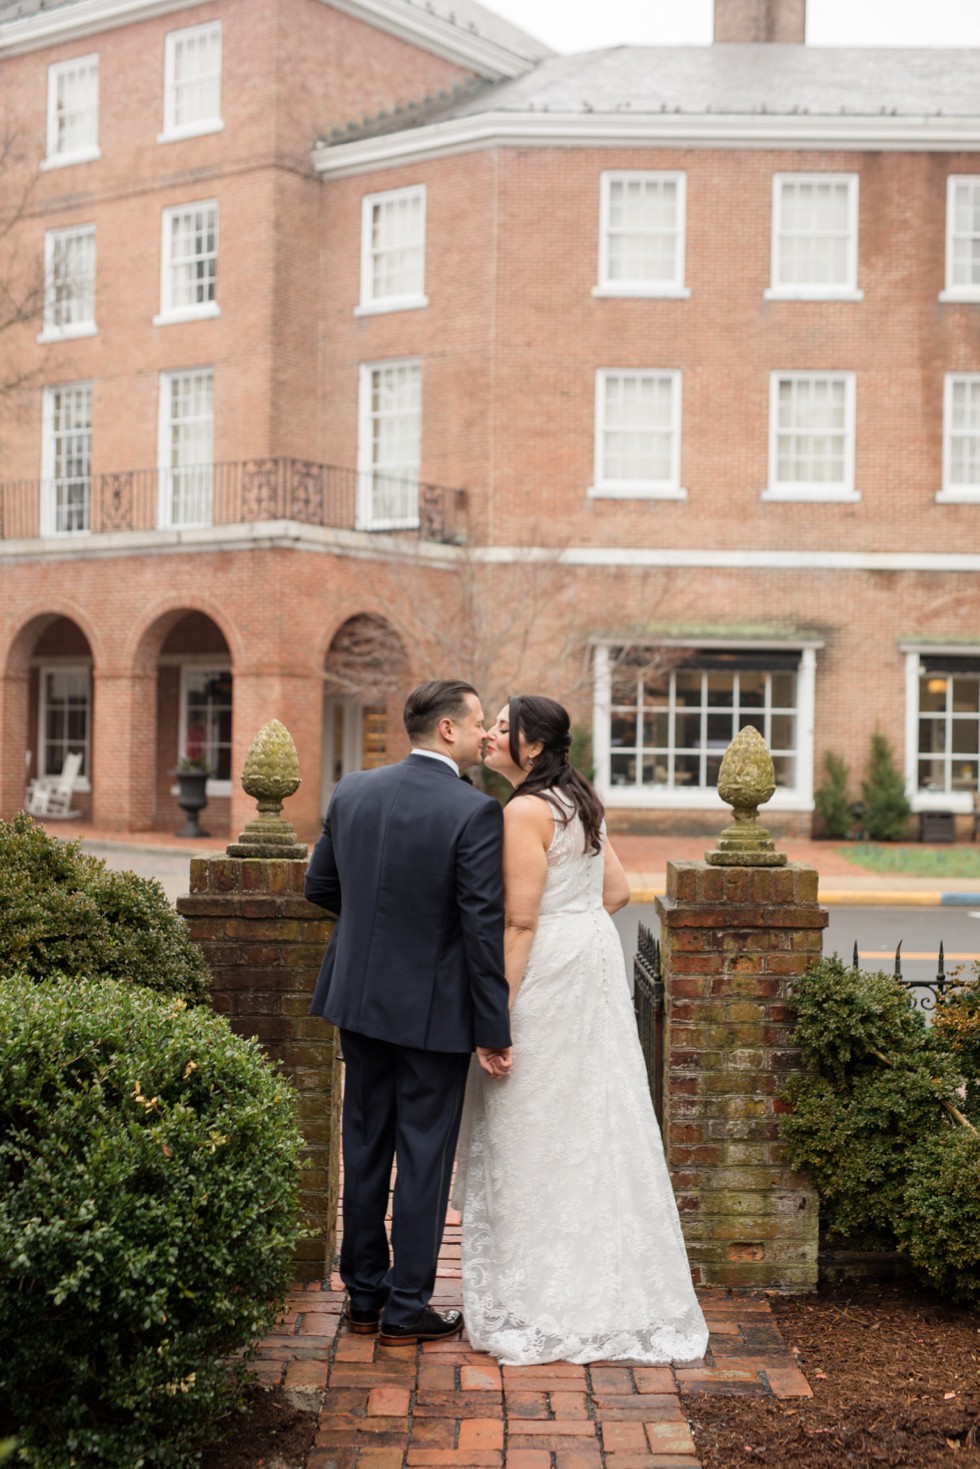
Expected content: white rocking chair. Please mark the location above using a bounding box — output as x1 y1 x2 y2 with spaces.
25 750 84 820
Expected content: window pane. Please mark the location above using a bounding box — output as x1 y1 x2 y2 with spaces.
610 712 637 747
51 56 98 156
364 362 421 525
163 370 213 525
47 383 92 533
604 175 681 286
774 376 849 487
165 203 217 311
600 372 677 487
369 190 425 301
42 667 89 776
951 181 980 288
170 24 221 129
183 668 232 779
776 177 853 288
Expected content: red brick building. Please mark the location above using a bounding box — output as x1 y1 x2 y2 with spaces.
2 0 979 840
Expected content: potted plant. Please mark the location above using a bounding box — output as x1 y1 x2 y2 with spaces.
171 755 212 838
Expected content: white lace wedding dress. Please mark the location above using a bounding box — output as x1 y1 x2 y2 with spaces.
454 794 709 1366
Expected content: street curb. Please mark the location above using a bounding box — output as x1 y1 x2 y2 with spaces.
628 886 980 907
78 837 222 857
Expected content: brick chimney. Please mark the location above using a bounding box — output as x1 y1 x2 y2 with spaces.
714 0 805 42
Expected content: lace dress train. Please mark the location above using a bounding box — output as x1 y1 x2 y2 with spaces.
454 797 709 1366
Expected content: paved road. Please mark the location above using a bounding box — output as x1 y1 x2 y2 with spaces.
84 843 199 904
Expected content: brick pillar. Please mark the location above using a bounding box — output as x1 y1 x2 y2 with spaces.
655 861 826 1291
177 856 339 1278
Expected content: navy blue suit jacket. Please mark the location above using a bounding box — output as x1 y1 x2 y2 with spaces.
306 754 511 1053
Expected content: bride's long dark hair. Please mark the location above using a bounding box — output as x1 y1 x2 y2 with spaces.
507 694 605 854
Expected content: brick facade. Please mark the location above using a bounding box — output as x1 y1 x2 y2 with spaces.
1 0 979 838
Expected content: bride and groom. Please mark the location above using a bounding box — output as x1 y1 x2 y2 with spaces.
306 679 707 1366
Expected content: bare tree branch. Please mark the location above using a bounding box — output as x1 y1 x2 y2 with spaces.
0 122 46 426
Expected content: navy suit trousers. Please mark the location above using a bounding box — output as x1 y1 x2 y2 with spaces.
339 1030 471 1327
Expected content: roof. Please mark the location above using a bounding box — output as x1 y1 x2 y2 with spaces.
432 44 980 123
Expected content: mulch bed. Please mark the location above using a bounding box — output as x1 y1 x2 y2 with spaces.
689 1280 980 1468
200 1383 319 1469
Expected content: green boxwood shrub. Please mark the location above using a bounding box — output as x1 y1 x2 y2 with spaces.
813 750 851 839
0 812 209 1002
781 954 980 1299
0 974 303 1469
861 729 912 841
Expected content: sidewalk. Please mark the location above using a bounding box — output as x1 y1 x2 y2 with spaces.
257 1206 812 1469
55 822 980 907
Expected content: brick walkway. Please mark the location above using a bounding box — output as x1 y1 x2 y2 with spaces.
254 1206 812 1469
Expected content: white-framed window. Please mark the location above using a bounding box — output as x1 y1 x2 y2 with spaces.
38 664 91 781
938 374 980 502
904 649 980 811
180 665 233 792
590 369 684 499
43 54 99 169
592 643 818 811
767 174 861 300
160 21 222 142
158 368 214 527
39 226 96 342
942 177 980 301
155 200 219 324
357 186 427 315
357 359 421 529
41 382 92 535
595 172 689 298
764 372 857 502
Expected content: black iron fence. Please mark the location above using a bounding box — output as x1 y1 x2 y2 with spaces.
0 459 468 545
850 939 973 1013
633 922 665 1126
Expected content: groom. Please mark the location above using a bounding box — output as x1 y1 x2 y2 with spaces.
306 679 512 1345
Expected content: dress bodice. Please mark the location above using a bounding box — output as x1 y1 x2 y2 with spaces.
537 792 606 917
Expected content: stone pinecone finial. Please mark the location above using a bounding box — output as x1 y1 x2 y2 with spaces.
705 725 787 867
226 719 308 859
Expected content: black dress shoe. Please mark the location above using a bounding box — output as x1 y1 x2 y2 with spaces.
379 1307 464 1346
344 1304 382 1334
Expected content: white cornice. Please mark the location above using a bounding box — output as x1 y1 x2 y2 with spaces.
0 0 207 55
0 0 543 75
320 0 544 79
314 107 980 176
475 546 980 572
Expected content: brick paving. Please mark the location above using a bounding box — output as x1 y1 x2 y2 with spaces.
255 1204 812 1469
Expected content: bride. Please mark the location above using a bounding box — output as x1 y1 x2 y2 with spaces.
454 694 709 1366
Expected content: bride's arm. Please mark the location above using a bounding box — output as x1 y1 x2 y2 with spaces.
602 838 631 915
501 795 552 1006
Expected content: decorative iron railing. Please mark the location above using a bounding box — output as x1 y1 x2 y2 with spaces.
0 459 468 545
633 921 665 1126
850 939 976 1013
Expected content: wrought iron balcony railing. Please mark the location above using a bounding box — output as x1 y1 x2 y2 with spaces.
0 459 468 546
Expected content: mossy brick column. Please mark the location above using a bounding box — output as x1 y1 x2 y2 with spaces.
176 721 339 1278
654 727 827 1291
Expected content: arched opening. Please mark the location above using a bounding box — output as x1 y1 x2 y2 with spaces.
8 614 95 820
140 610 234 833
321 614 409 810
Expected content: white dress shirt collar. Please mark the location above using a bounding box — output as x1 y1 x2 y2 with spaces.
410 747 460 777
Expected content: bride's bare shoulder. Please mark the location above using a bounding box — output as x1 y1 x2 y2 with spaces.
503 792 554 845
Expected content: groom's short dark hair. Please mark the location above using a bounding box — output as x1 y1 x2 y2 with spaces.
403 680 479 740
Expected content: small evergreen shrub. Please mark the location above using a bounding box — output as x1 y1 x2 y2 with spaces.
813 750 851 839
861 729 912 841
0 975 304 1469
781 955 980 1301
0 812 209 1002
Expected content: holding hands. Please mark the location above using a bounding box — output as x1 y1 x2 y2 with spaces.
477 1046 512 1079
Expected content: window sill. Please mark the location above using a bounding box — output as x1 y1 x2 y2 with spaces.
40 147 101 171
37 324 98 345
912 791 972 814
169 779 231 798
588 485 687 501
40 526 92 539
761 486 861 503
157 119 224 144
354 296 429 317
764 287 863 301
591 284 691 300
153 303 221 326
938 289 980 304
354 518 421 532
935 487 980 503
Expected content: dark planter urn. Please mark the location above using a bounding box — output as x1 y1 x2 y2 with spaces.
172 769 210 838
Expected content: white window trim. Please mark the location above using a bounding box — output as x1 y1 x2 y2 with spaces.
591 641 817 811
154 199 220 325
589 368 685 500
357 185 428 315
763 370 858 502
176 662 232 797
156 367 215 530
766 172 862 301
594 170 690 299
159 20 223 144
356 357 422 531
43 52 100 170
902 645 980 813
36 660 92 790
40 381 92 538
39 224 96 343
941 175 980 303
937 373 980 503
